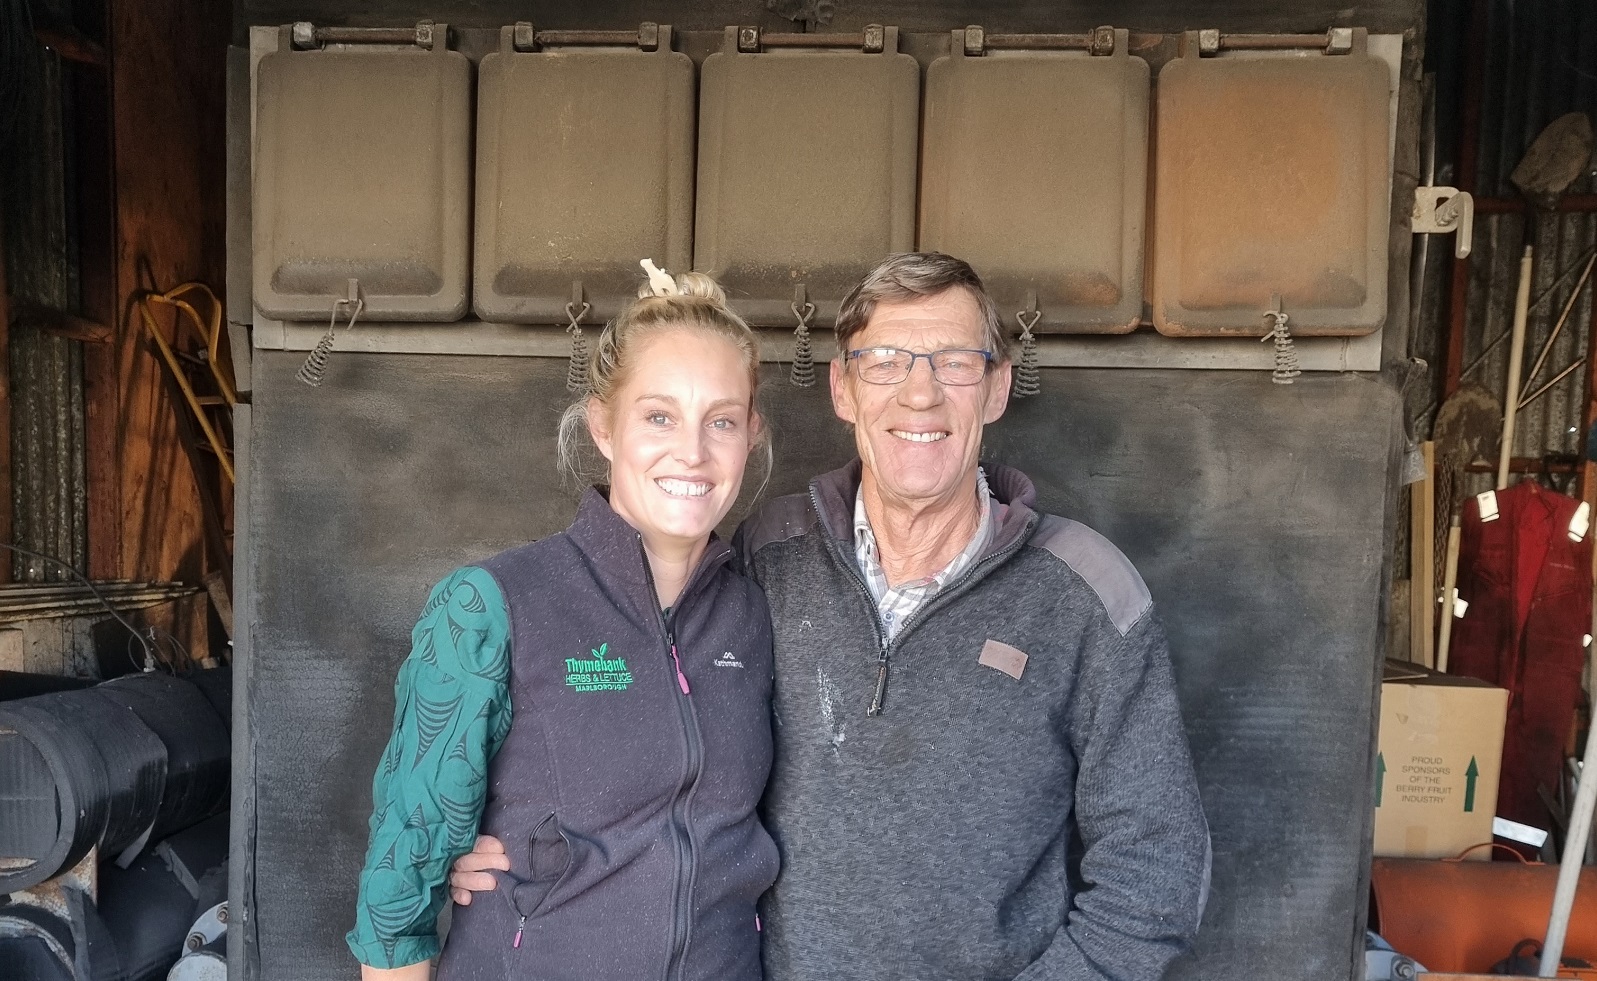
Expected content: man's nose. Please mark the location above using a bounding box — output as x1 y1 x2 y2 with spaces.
896 357 944 407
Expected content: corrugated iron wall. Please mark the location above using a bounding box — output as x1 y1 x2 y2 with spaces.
1463 0 1595 467
1415 0 1597 478
1 35 90 582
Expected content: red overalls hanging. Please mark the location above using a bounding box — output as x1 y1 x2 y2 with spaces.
1448 481 1592 840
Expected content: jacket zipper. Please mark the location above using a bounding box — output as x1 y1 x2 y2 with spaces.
642 545 706 981
810 486 891 714
810 483 1035 716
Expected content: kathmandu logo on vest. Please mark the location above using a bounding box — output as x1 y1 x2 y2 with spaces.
564 643 634 692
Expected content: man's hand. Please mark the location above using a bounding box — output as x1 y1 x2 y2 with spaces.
449 835 509 905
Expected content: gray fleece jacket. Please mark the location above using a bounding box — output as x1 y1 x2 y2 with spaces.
736 461 1210 981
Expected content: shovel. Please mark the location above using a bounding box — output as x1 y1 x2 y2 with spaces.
1496 112 1594 489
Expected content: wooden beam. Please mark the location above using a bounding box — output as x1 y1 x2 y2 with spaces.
8 298 112 343
92 0 229 584
1409 442 1436 668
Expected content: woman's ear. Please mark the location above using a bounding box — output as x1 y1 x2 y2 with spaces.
586 397 615 462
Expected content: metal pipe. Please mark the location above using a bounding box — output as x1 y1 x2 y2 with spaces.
1497 246 1534 488
1219 34 1336 50
984 33 1094 51
291 21 435 49
1523 252 1597 398
536 29 655 48
1539 658 1597 975
1518 358 1584 411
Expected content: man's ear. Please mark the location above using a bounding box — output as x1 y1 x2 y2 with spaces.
586 397 615 462
983 361 1012 424
830 358 856 425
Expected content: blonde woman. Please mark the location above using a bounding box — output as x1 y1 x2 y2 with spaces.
348 263 778 981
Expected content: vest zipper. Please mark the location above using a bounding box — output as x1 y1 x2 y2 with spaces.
642 546 704 981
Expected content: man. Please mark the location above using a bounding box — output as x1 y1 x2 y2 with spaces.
452 253 1210 980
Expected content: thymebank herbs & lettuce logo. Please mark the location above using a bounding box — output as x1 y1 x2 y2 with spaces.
564 642 633 692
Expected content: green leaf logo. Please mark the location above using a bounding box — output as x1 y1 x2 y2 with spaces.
592 642 608 659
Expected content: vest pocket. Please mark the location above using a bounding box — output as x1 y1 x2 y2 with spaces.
496 812 574 920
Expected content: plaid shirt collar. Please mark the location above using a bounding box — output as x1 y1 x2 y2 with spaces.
853 468 996 640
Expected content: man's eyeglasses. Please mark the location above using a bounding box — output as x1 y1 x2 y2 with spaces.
845 347 993 386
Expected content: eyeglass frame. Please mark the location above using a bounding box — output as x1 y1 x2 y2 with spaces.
843 347 995 386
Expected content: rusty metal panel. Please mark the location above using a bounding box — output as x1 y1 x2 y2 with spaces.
252 31 471 321
920 31 1148 334
474 28 695 324
1 42 88 583
1153 32 1392 337
694 28 919 327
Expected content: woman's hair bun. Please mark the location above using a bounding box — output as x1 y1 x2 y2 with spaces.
633 269 728 307
671 271 727 304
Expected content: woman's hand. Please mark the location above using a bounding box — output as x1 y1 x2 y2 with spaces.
450 834 510 905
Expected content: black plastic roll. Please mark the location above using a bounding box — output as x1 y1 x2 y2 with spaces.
0 669 230 894
94 673 230 839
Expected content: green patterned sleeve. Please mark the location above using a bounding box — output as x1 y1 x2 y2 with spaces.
346 566 513 969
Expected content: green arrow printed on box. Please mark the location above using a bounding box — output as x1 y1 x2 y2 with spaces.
1375 753 1385 807
1463 756 1478 813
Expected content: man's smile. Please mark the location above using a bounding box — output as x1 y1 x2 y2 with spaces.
889 429 950 443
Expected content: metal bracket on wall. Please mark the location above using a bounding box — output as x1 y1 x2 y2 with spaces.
961 25 1117 57
290 20 439 50
510 21 664 52
1195 27 1357 56
735 24 888 53
1411 186 1475 258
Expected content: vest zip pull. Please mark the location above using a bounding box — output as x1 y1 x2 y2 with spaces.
669 631 691 695
512 914 526 948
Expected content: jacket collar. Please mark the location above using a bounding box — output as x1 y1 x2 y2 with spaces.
566 486 733 599
809 460 1040 562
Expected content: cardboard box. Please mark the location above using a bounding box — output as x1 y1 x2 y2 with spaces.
1373 659 1508 860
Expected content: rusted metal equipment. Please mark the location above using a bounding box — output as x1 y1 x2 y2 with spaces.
694 25 918 327
1371 846 1597 974
1152 28 1393 339
473 24 694 326
253 22 471 323
920 27 1148 335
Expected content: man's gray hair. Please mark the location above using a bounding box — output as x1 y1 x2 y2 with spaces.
834 252 1011 362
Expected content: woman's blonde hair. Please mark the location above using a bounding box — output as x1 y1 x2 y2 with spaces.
557 267 770 497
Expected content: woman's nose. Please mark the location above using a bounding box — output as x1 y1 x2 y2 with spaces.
672 427 708 465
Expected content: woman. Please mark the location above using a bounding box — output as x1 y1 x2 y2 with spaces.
347 262 779 980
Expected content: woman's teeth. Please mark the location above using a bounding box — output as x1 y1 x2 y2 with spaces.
890 430 949 443
657 478 712 498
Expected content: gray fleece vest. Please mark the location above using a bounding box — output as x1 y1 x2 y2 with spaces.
438 489 779 981
737 462 1210 981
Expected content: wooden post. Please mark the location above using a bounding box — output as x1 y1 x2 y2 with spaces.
87 0 229 584
1410 442 1437 667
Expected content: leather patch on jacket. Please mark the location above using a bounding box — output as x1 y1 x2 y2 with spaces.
979 639 1028 680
